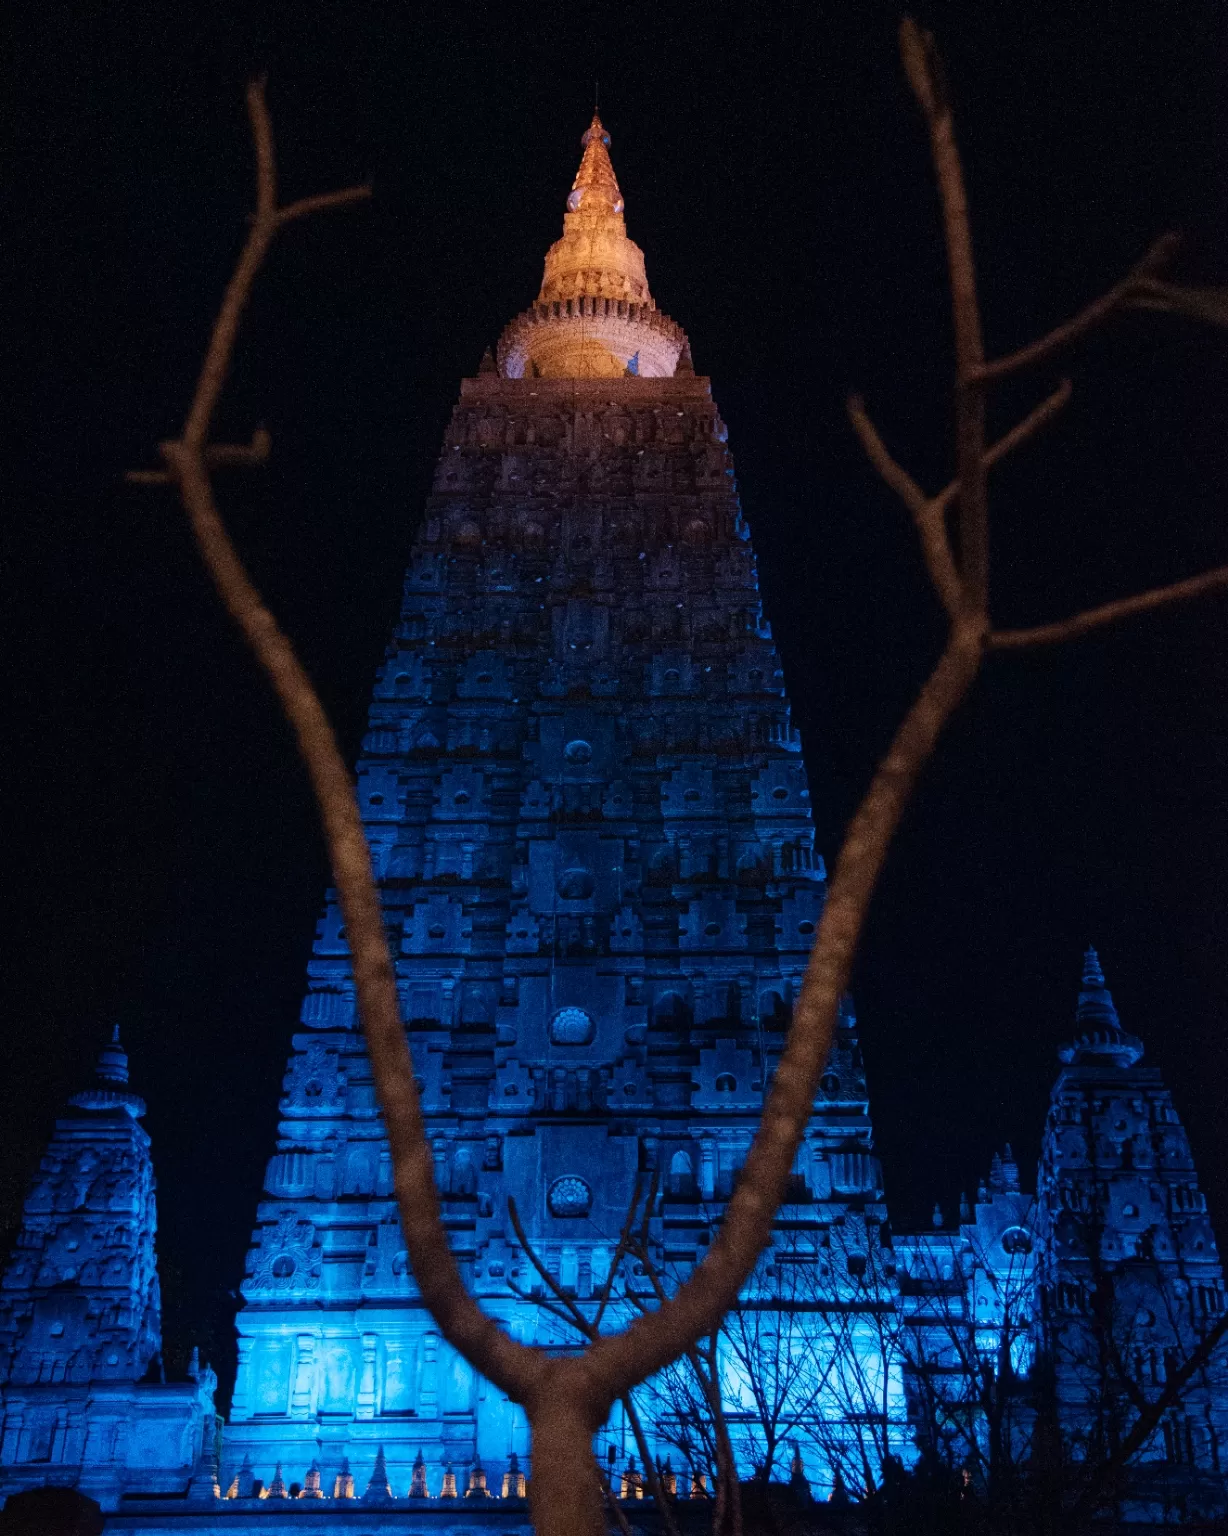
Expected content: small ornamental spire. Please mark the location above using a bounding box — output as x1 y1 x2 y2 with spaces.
300 1461 324 1498
333 1458 355 1499
410 1450 429 1498
441 1458 459 1498
567 114 625 215
69 1024 146 1118
466 1457 491 1497
99 1024 130 1083
502 1450 527 1499
829 1467 851 1506
1060 945 1143 1066
1076 947 1120 1031
363 1446 392 1502
266 1462 288 1498
789 1443 809 1493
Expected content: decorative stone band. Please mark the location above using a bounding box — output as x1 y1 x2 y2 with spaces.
498 297 688 380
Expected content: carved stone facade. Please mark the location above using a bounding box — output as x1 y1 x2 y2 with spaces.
0 1034 216 1511
1036 951 1228 1522
4 114 1227 1531
222 335 867 1505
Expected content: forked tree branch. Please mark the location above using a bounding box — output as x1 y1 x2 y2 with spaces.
506 1193 683 1536
1064 1308 1228 1533
129 32 1228 1536
126 69 547 1414
973 233 1183 383
846 393 964 620
989 563 1228 650
899 17 988 607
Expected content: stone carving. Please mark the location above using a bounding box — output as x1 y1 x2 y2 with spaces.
279 1042 346 1116
244 1214 322 1297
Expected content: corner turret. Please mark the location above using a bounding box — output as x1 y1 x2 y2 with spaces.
0 1031 215 1510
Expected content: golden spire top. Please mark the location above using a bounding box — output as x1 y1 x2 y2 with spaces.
537 112 648 309
567 114 625 216
499 112 688 379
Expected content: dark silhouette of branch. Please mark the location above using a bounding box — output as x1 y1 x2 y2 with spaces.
1064 1309 1228 1533
899 17 988 608
846 393 963 620
626 1238 743 1536
973 233 1182 383
989 564 1228 650
1129 279 1228 330
126 427 272 483
507 1194 683 1536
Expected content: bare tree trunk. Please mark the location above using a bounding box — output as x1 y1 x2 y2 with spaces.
127 28 1228 1536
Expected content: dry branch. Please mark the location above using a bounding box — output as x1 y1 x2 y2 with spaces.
128 28 1228 1536
973 233 1182 383
989 563 1228 650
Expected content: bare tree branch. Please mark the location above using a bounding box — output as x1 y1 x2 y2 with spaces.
1129 278 1228 330
127 33 1228 1536
1064 1309 1228 1533
846 393 963 620
989 563 1228 650
973 233 1182 383
126 69 546 1424
506 1196 684 1536
899 17 989 607
278 186 373 225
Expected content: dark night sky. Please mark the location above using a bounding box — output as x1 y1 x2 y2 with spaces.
3 1 1226 1399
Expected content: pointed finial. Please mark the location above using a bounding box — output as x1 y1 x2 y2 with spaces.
829 1467 851 1506
1060 945 1142 1065
567 114 624 215
501 1450 527 1499
789 1443 808 1491
267 1462 288 1498
333 1458 355 1499
300 1461 324 1498
97 1027 130 1085
674 340 695 376
478 346 497 376
363 1446 392 1502
932 1201 943 1228
1077 946 1121 1029
410 1450 429 1499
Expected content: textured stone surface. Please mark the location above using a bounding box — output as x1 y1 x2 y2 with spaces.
0 1037 215 1511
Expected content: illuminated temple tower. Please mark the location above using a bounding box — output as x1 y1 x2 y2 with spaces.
221 114 891 1501
4 113 1228 1532
0 1033 215 1511
1036 951 1228 1521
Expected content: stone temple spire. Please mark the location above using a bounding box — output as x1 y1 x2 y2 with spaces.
1059 946 1143 1066
566 114 625 217
498 113 688 378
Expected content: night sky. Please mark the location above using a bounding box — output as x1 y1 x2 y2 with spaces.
3 2 1226 1403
